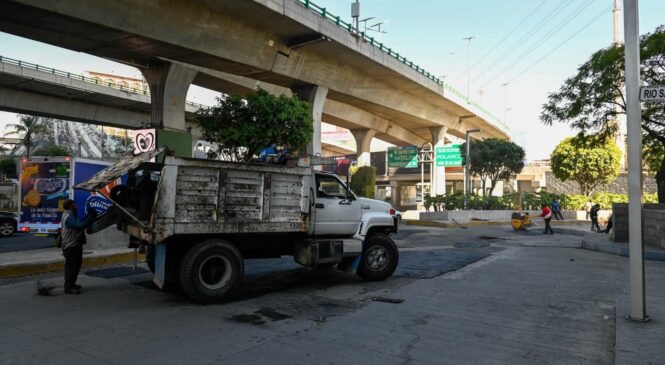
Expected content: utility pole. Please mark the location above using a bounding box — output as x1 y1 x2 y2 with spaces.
463 129 480 208
623 0 647 322
613 0 622 45
463 36 476 102
501 82 510 122
351 1 360 34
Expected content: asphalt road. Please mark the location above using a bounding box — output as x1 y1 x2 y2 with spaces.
1 224 642 364
0 233 52 253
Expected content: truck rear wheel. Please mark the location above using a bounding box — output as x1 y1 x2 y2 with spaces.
179 239 243 304
357 233 399 282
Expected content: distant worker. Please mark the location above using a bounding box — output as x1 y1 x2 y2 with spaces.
584 199 593 220
604 213 614 234
551 198 564 220
61 199 97 294
540 204 554 235
590 203 601 232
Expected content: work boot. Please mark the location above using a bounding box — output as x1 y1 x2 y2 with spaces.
65 288 80 295
73 284 82 290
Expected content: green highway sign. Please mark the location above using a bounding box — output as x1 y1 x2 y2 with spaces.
387 146 418 168
435 144 463 167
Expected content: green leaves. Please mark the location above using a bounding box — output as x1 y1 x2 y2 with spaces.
460 138 526 195
550 136 622 196
350 166 376 198
196 89 314 161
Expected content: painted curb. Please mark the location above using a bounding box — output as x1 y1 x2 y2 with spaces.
581 240 665 262
405 219 590 229
0 252 146 279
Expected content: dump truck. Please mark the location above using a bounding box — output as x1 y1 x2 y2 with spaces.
75 149 400 303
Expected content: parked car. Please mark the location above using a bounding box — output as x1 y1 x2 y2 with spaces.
0 211 17 237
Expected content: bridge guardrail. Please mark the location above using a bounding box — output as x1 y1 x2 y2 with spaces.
0 55 206 109
296 0 510 134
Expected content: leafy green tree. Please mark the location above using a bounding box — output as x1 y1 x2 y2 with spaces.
541 25 665 201
350 166 376 198
460 138 525 196
0 158 16 179
550 136 621 196
196 89 313 161
32 144 70 156
4 115 49 158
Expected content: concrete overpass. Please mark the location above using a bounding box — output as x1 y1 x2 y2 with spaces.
0 0 511 195
0 55 202 130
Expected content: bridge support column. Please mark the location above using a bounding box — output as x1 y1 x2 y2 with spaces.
430 126 448 196
293 86 328 156
351 129 376 166
142 62 198 157
142 62 198 131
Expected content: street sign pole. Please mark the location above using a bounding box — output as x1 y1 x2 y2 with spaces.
623 0 648 322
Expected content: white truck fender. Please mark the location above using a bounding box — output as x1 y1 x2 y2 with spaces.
358 212 396 237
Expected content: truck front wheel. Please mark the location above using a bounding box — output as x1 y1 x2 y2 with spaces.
357 233 399 281
179 239 243 304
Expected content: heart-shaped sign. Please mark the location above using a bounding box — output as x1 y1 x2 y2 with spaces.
134 130 155 153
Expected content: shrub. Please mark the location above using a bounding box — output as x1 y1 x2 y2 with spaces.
350 166 376 198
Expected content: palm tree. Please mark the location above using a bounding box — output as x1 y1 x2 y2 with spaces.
4 115 48 157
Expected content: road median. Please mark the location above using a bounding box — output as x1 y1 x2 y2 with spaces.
405 219 590 229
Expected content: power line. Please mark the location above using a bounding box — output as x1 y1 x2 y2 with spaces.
504 4 612 86
479 0 597 88
472 0 547 69
470 0 576 83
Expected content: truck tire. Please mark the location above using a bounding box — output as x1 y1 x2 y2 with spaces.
357 233 399 282
179 240 243 304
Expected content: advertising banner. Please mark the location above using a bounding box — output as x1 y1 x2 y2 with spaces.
19 159 71 225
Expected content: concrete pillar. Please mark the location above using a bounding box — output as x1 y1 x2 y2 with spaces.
351 128 376 166
293 86 328 156
390 180 401 209
430 126 448 196
142 62 198 131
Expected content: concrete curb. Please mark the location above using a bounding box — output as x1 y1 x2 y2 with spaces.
581 239 665 262
405 219 590 229
0 252 146 279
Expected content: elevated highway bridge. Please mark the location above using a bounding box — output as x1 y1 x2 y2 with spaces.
0 0 511 195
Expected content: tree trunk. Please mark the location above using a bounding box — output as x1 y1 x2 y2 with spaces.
488 180 497 196
657 153 665 203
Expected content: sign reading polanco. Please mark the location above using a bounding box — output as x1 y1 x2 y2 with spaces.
387 146 418 168
436 144 463 167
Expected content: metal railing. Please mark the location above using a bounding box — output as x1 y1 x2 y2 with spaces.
295 0 510 133
0 55 206 109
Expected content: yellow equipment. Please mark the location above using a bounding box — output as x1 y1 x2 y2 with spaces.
511 192 532 231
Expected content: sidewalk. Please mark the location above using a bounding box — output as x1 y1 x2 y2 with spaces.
580 231 665 262
0 247 142 278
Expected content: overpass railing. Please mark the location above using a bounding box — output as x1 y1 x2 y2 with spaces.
296 0 510 134
0 55 206 109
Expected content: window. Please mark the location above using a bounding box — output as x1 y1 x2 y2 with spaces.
315 174 347 199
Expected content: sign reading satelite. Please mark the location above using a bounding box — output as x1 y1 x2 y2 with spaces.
640 86 665 102
387 146 418 168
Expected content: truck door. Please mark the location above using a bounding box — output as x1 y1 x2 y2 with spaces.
312 173 362 236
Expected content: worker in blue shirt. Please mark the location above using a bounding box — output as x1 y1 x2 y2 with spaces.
551 198 564 220
60 199 97 294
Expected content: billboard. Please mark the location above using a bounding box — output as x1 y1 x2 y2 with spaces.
19 158 72 226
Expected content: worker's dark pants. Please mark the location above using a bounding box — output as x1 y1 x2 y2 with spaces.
552 210 563 220
544 218 554 234
63 246 83 289
591 219 600 232
604 219 613 233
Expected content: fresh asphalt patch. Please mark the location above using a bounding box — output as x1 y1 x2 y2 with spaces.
394 250 489 279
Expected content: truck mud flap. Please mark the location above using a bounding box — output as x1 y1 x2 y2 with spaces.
152 244 167 289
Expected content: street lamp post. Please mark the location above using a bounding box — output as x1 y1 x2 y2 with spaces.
463 36 476 102
464 129 480 209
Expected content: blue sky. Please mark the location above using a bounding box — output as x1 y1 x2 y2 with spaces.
1 0 664 160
